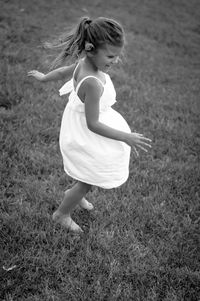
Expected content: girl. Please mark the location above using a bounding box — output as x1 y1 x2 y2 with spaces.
28 16 152 232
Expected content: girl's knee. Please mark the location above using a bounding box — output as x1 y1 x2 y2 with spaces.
78 181 91 193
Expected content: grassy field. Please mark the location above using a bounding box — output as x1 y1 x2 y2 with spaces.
0 0 200 300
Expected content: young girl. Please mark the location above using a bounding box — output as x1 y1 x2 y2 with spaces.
28 16 151 232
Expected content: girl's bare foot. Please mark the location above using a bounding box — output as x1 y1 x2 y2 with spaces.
52 211 83 232
65 189 94 211
79 197 94 210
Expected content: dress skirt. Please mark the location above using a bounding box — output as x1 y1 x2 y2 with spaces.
59 105 131 189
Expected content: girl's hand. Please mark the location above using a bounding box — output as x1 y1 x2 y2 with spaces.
125 132 152 157
27 70 45 81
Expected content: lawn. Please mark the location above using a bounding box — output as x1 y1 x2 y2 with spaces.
0 0 200 300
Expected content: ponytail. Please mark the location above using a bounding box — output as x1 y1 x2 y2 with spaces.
48 17 92 69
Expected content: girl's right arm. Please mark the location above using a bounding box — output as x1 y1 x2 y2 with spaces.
27 63 77 82
83 78 152 156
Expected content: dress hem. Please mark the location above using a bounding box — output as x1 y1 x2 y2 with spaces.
63 167 128 189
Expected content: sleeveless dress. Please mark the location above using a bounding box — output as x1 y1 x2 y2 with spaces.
59 71 131 189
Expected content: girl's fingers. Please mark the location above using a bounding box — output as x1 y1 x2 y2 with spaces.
141 137 152 142
135 133 144 136
133 147 139 157
139 141 152 148
27 70 37 75
137 145 148 152
134 132 151 139
130 133 152 154
27 71 35 76
134 133 152 143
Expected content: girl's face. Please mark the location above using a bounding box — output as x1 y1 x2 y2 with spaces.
89 44 123 72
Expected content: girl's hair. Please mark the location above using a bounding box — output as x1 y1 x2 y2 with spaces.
47 16 125 69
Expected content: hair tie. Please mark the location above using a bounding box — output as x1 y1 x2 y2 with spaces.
85 42 94 51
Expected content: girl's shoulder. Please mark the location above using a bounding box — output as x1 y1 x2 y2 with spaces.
73 63 105 101
74 61 105 92
75 75 104 101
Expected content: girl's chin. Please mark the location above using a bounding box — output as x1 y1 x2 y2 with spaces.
99 65 111 72
104 65 111 71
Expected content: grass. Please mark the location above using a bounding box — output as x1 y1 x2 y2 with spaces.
0 0 200 300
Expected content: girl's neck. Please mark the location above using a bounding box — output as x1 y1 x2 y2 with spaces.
83 56 99 74
77 56 106 85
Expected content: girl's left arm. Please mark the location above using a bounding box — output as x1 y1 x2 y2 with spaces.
27 63 76 82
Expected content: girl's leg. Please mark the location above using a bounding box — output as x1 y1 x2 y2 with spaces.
64 189 94 211
53 181 91 232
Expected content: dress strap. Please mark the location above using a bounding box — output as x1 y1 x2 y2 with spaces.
75 76 105 93
59 62 81 96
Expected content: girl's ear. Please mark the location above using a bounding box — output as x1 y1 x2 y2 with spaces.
85 42 94 52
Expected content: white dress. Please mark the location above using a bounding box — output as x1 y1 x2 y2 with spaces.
59 72 131 189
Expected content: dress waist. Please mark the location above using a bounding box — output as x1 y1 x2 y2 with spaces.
66 92 115 113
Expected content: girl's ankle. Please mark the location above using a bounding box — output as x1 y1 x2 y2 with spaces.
52 210 69 220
